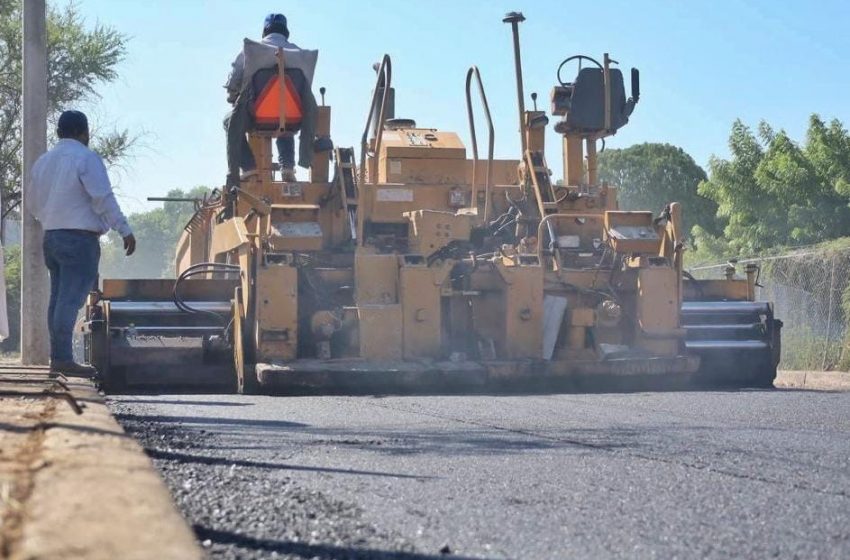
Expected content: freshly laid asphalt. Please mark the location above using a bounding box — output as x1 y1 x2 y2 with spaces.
110 388 850 559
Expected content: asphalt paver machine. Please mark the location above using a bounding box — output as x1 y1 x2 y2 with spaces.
85 12 781 393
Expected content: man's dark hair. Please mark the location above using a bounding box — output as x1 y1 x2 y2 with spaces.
57 110 88 139
263 13 289 38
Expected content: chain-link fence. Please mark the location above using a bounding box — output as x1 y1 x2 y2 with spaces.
689 246 850 372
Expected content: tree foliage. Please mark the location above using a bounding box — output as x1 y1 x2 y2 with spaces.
597 143 718 235
695 115 850 259
0 0 132 221
100 187 211 279
1 245 20 352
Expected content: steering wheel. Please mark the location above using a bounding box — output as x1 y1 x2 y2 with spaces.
557 55 603 87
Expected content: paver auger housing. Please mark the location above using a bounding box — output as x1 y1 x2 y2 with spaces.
85 12 782 393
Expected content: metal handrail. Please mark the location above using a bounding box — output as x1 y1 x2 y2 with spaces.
465 66 495 224
359 54 392 185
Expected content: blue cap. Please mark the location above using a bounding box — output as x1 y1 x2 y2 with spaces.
263 13 289 37
57 110 88 138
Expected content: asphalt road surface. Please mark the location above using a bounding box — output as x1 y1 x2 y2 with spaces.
110 388 850 559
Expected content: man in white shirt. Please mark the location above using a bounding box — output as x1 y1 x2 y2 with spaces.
29 110 136 376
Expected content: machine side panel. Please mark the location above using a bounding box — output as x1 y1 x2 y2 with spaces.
637 267 680 356
500 264 544 359
310 105 331 183
355 253 399 304
400 266 443 359
255 265 298 361
683 279 750 301
358 305 403 360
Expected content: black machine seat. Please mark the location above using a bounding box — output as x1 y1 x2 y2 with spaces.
250 66 308 133
555 67 632 135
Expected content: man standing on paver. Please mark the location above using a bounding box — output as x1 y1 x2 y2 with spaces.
29 110 136 376
224 13 322 185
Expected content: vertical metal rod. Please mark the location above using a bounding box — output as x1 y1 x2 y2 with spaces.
371 61 391 185
359 55 392 186
466 70 479 209
822 255 836 370
603 53 612 132
585 137 598 185
564 137 584 186
21 0 50 364
465 66 495 223
503 12 527 154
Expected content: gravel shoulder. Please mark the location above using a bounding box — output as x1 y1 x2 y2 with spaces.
111 398 451 560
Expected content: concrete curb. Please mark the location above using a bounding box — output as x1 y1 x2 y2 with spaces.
775 370 850 391
6 378 202 560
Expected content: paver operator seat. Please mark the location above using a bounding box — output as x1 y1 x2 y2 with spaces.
240 38 319 174
252 67 305 131
551 55 639 135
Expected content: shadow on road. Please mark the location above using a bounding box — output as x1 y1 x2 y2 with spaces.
147 448 432 480
193 525 484 560
115 398 256 407
113 412 308 430
112 409 643 457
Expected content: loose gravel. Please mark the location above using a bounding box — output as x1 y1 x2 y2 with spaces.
109 400 446 560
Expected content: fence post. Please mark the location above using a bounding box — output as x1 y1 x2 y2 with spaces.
822 254 837 371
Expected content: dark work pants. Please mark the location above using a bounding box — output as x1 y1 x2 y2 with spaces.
224 95 297 179
224 94 256 180
43 230 100 363
277 135 295 169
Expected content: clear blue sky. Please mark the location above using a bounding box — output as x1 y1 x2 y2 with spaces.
72 0 850 214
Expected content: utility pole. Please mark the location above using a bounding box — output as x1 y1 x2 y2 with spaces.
21 0 50 365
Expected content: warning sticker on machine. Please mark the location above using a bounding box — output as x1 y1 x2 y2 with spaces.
377 188 414 202
272 222 323 237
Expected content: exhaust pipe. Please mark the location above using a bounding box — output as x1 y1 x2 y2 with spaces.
503 11 527 154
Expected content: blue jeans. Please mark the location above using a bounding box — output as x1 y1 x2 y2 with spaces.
43 230 100 362
276 135 295 169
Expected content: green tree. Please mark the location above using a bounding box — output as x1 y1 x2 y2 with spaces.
597 143 718 235
100 187 211 279
695 115 850 259
1 246 20 352
0 0 132 224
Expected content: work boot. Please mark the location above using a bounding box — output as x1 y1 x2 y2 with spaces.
281 167 297 182
313 136 334 152
240 169 259 181
50 360 97 379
